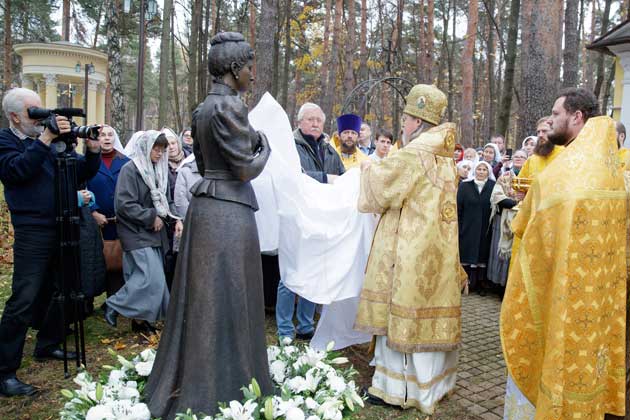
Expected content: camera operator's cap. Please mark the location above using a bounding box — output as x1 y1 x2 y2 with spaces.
336 114 362 134
403 84 447 126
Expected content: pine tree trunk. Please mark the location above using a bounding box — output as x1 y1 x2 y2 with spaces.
188 0 202 115
460 0 478 148
343 0 356 97
280 0 291 108
249 0 256 79
319 0 332 103
447 0 456 121
171 9 183 131
92 3 104 47
562 0 579 88
517 0 563 142
425 0 434 82
4 0 12 91
496 0 519 137
416 0 425 82
253 0 278 105
105 0 126 138
359 0 368 81
322 0 342 125
594 0 612 99
486 0 495 138
158 0 173 127
197 0 210 104
436 0 449 90
62 0 70 41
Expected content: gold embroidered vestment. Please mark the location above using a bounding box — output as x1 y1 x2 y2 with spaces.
354 123 467 353
500 116 627 419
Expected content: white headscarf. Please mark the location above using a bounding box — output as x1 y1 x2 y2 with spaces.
483 143 502 166
522 136 538 149
465 161 496 183
102 125 125 153
131 130 180 220
123 131 144 159
457 159 475 181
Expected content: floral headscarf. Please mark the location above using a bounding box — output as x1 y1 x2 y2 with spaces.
131 130 180 220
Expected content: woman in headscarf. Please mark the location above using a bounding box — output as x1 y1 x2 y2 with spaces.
487 152 521 294
457 161 496 294
482 142 504 178
145 32 273 419
87 125 130 296
163 127 189 200
103 131 182 333
456 159 474 183
180 127 193 154
521 135 537 157
453 143 464 162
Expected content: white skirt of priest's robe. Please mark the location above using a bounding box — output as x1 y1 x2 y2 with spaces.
503 375 535 420
369 336 458 413
310 297 372 351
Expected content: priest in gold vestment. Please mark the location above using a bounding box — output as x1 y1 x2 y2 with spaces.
501 88 627 420
354 84 467 413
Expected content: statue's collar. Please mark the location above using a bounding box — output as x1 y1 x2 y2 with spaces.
210 80 239 96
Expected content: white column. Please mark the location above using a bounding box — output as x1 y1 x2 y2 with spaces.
96 83 106 125
87 79 98 125
22 75 34 91
611 46 630 147
43 73 58 109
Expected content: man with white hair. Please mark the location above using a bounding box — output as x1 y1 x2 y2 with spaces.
275 102 345 343
0 88 101 396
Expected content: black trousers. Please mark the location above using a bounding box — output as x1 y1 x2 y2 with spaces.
0 226 62 377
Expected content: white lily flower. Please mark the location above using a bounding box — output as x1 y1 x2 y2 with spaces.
286 376 308 393
269 359 287 383
326 341 335 352
305 397 320 411
267 346 281 362
139 349 155 362
116 355 135 370
283 346 297 356
326 374 346 395
281 336 294 346
85 404 115 420
317 400 343 420
306 416 321 420
286 406 305 420
108 369 127 385
135 361 154 377
329 357 349 365
219 399 258 420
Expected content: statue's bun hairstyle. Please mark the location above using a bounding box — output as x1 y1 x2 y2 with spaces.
208 31 255 78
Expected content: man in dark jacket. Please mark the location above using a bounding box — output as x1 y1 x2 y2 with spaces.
0 88 101 396
275 102 345 343
293 102 345 183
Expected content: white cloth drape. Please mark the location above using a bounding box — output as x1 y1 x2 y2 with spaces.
248 93 376 305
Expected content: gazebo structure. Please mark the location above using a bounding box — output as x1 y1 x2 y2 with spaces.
13 42 108 125
588 18 630 143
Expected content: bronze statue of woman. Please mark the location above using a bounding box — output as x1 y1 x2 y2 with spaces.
144 32 273 419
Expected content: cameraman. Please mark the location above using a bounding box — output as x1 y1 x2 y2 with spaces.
0 88 100 397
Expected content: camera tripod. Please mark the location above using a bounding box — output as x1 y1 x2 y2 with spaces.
52 140 87 378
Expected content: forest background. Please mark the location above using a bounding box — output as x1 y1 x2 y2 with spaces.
0 0 627 148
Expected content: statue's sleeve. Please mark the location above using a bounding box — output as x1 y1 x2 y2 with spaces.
191 105 205 175
210 98 271 182
357 148 420 214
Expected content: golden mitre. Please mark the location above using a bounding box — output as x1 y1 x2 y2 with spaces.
403 84 447 126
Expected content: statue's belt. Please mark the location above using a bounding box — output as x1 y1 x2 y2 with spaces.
203 170 238 181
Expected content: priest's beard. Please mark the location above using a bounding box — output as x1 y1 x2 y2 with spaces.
547 119 571 146
340 142 357 154
533 138 555 157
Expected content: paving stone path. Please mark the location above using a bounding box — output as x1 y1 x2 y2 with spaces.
454 293 507 420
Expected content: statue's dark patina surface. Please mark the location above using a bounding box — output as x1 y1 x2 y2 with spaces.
144 32 273 419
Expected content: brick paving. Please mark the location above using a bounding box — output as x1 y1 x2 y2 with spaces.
455 293 507 420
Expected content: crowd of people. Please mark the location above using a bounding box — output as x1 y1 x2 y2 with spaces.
1 38 629 419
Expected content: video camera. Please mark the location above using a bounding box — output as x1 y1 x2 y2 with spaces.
27 107 101 148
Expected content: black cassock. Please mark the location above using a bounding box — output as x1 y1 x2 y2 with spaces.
456 179 495 265
145 81 273 419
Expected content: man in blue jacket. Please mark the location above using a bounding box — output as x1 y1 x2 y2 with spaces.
0 88 101 396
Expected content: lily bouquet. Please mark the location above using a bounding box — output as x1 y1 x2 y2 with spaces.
59 340 364 420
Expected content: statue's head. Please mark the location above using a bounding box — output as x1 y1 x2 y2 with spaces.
208 32 255 93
